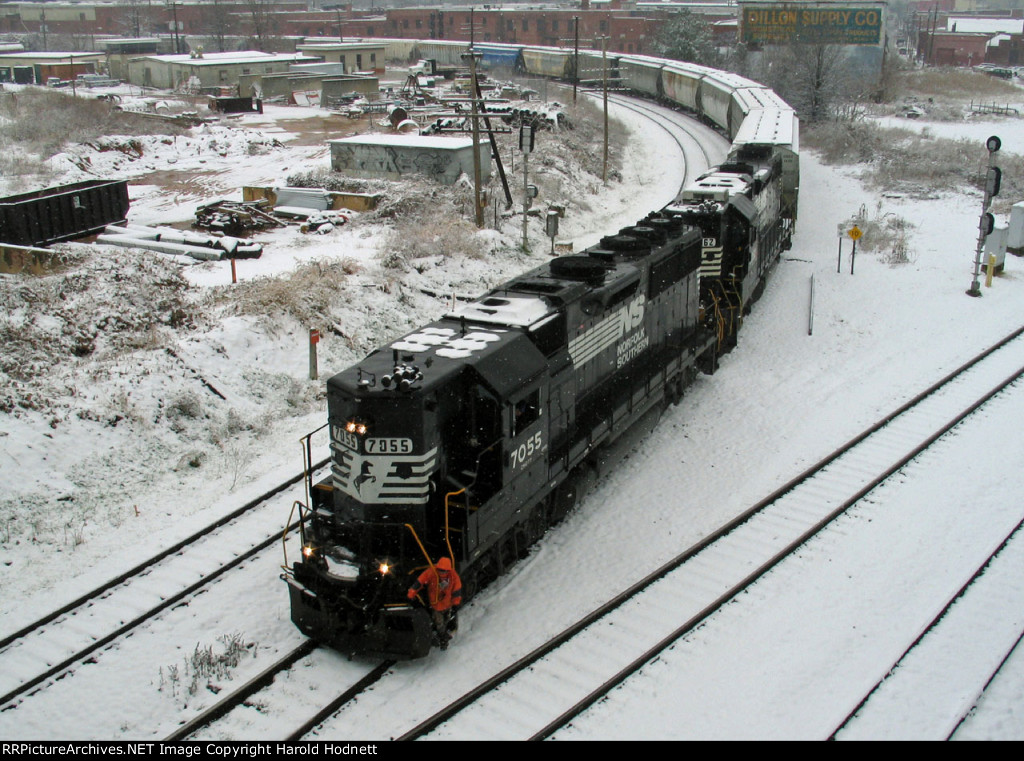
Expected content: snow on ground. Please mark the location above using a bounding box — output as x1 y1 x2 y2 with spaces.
2 78 1024 739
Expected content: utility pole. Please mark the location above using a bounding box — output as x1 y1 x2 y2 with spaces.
601 35 609 185
168 2 182 55
473 66 513 208
462 48 484 228
520 121 536 252
573 16 579 104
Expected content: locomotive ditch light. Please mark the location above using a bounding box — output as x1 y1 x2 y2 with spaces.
378 561 391 576
302 544 316 558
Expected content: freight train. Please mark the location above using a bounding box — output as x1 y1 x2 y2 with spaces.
281 42 799 659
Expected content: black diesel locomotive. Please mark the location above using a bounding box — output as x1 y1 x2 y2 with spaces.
282 146 795 658
284 214 709 659
282 38 801 657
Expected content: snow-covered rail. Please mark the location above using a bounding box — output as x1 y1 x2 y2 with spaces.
603 92 728 193
0 462 327 711
167 643 392 742
831 509 1024 740
404 326 1024 741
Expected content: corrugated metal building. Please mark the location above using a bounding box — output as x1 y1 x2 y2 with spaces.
125 50 319 91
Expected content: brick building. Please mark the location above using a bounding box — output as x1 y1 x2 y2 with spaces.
915 11 1024 66
0 2 730 57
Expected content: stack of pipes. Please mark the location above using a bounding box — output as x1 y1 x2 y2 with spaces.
97 224 263 260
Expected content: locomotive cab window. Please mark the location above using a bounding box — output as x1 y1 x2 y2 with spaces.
511 390 541 437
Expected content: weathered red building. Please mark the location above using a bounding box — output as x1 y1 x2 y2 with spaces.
918 30 989 66
354 8 656 54
0 2 723 57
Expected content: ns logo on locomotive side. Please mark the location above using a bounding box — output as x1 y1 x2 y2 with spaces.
282 147 797 660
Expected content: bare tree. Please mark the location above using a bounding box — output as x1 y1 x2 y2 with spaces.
117 0 155 39
244 0 279 52
200 0 239 53
751 43 851 123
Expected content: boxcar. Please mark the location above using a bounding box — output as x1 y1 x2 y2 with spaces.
662 62 710 112
619 56 663 98
577 49 620 87
522 47 574 79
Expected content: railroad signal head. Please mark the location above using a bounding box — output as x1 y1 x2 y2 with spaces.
519 123 536 153
980 212 995 236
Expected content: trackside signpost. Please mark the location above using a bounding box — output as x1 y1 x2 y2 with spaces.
836 222 862 273
310 328 320 380
968 136 1002 297
848 224 862 274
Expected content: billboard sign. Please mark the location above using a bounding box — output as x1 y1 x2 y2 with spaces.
740 4 884 46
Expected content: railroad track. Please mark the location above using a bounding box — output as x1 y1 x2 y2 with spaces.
0 458 328 711
164 642 395 741
832 510 1024 740
397 325 1024 740
601 91 727 192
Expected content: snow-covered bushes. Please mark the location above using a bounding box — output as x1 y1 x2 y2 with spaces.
0 88 183 160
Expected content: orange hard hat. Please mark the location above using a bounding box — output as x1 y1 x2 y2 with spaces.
436 557 453 570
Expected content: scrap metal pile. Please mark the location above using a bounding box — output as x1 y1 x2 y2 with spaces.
194 199 285 236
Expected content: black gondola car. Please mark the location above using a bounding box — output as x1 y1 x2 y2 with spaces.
0 179 130 247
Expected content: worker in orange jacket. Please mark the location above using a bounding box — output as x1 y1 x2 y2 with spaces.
407 556 463 649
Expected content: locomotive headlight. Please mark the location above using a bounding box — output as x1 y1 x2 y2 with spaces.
356 423 368 435
344 420 369 436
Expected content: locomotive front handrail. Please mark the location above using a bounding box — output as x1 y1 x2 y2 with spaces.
300 423 329 512
282 499 309 569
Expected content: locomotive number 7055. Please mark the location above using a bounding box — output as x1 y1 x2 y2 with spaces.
510 431 543 470
365 437 414 454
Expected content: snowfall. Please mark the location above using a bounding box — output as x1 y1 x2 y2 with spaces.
2 73 1024 742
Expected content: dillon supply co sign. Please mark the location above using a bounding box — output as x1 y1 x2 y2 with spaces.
741 4 884 46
